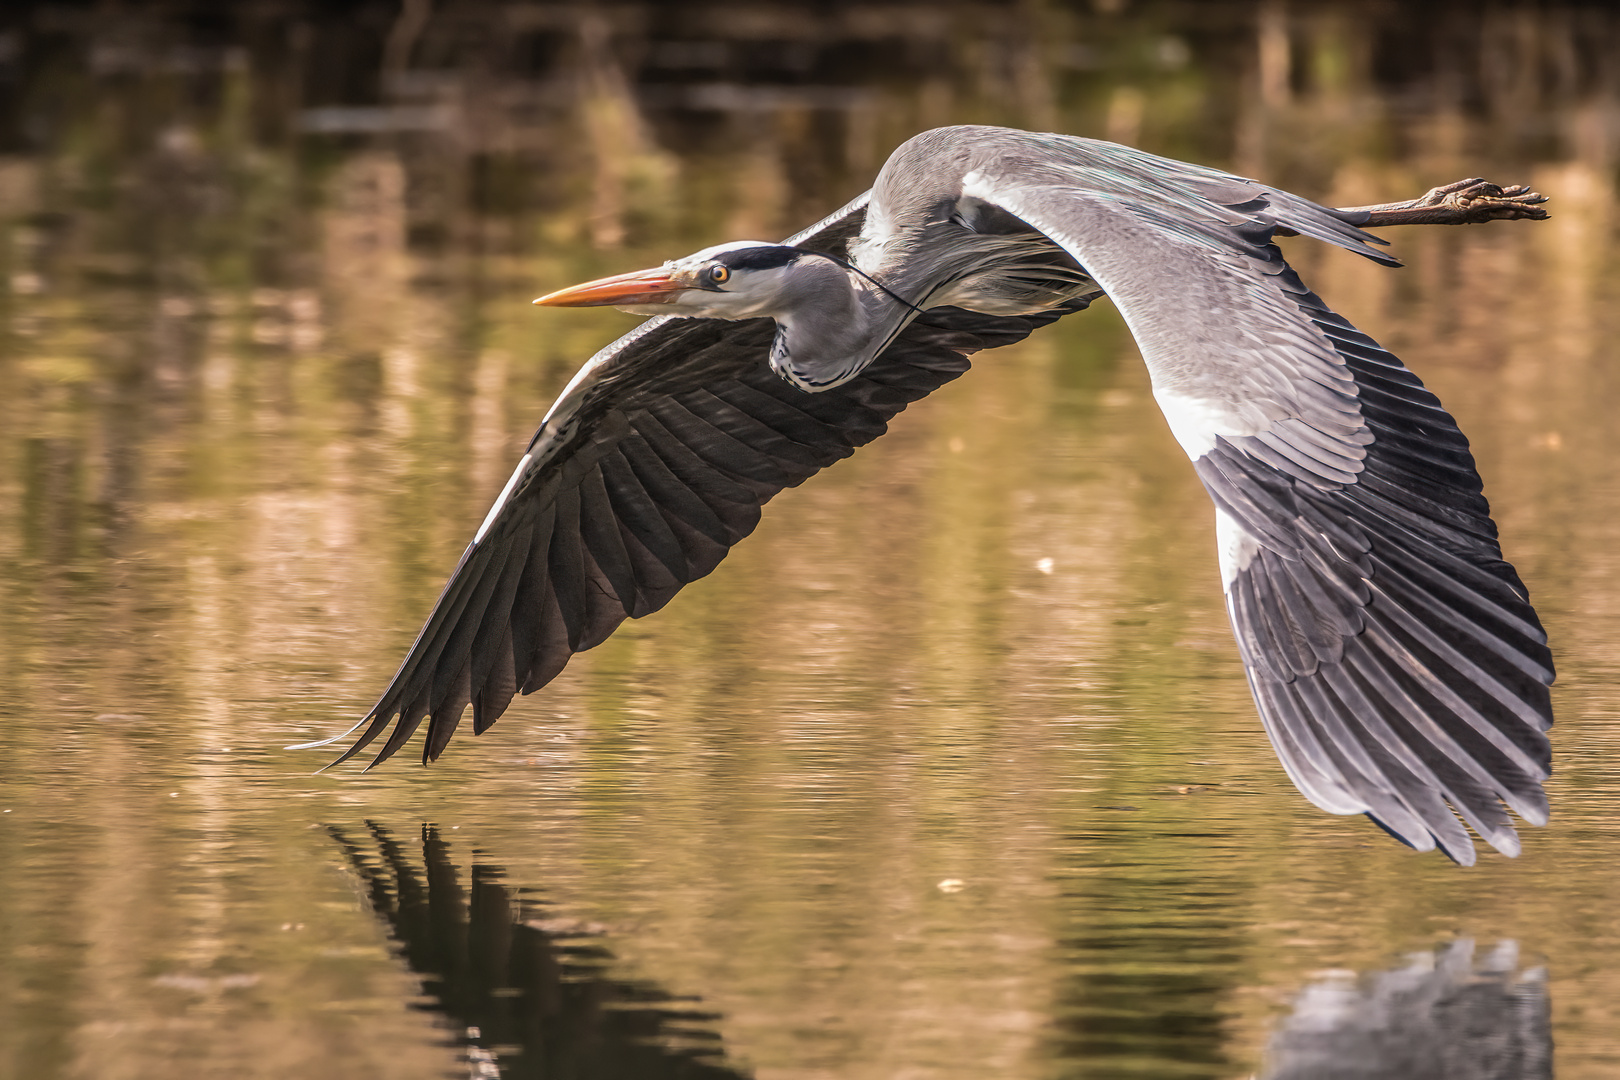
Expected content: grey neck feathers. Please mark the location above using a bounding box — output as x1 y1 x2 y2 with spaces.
768 221 1097 392
863 221 1098 315
767 256 914 392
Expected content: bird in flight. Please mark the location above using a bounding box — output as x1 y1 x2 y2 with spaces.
302 125 1553 865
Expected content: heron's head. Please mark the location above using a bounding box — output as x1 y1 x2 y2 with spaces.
535 240 900 392
534 242 834 319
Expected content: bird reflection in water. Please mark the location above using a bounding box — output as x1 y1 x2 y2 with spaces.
328 823 747 1079
1261 940 1550 1080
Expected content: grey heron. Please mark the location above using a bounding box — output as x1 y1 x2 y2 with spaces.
306 126 1554 865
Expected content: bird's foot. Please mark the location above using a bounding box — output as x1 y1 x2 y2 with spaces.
1408 177 1550 222
1345 178 1550 228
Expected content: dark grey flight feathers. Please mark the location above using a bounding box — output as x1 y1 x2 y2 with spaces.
302 125 1554 866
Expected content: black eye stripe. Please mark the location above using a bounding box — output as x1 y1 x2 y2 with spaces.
716 246 800 271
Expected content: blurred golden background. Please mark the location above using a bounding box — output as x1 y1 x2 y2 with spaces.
1 3 1617 1079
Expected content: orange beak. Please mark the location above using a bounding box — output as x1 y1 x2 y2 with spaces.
533 266 692 308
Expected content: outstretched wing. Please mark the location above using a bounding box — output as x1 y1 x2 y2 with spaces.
316 194 1094 768
953 132 1553 863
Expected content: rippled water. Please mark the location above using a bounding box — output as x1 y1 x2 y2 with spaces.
4 3 1620 1078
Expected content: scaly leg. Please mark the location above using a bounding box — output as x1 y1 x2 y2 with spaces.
1340 177 1549 227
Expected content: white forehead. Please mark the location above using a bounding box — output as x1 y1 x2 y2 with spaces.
667 240 779 267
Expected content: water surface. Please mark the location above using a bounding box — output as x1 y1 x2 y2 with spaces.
3 3 1620 1077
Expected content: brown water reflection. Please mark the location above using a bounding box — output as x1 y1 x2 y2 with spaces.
3 2 1620 1078
332 823 745 1078
1261 939 1550 1079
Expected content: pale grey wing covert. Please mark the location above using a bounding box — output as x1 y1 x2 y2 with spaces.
956 138 1553 864
315 194 1096 768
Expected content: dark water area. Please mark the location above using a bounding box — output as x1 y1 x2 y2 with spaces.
2 2 1620 1077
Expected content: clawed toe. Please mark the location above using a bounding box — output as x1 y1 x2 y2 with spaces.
1421 177 1490 202
1426 178 1550 221
1341 178 1552 229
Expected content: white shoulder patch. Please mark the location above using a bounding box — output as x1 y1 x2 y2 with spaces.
1153 385 1262 460
1214 506 1260 591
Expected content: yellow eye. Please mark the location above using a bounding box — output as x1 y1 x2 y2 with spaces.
708 264 730 285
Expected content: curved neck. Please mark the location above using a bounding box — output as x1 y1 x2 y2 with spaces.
768 258 915 392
